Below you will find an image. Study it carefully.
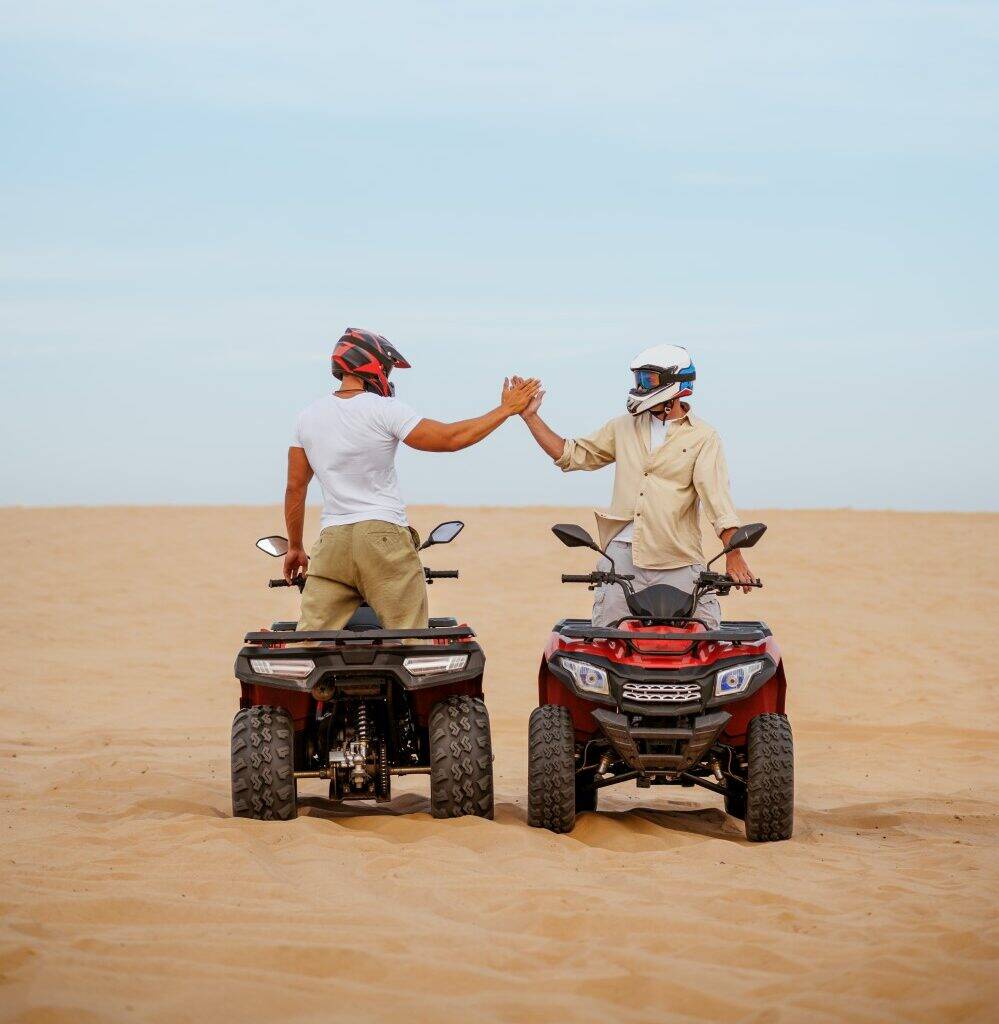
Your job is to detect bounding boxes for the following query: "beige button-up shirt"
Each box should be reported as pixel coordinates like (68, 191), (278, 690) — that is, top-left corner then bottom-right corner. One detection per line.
(555, 406), (741, 570)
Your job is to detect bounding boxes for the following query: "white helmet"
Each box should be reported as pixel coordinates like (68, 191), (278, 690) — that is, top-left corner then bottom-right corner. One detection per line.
(626, 344), (696, 416)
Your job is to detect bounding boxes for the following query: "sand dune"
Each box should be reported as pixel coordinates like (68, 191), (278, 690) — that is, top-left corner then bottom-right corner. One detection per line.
(1, 506), (996, 1022)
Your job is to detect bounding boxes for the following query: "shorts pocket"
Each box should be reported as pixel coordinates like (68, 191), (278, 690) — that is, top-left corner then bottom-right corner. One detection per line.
(362, 525), (411, 563)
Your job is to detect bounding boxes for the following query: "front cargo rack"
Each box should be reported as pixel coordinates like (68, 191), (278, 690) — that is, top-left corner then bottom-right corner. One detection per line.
(556, 620), (770, 652)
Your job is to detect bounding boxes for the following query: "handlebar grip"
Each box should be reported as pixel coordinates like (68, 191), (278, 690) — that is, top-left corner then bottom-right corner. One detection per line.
(269, 577), (306, 591)
(728, 575), (763, 587)
(710, 574), (763, 587)
(562, 574), (595, 583)
(426, 569), (459, 579)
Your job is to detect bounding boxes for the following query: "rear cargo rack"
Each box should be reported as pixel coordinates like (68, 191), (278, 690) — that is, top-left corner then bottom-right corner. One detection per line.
(244, 625), (475, 646)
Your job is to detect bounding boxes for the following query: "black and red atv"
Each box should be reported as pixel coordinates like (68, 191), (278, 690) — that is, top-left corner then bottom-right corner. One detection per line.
(231, 521), (493, 822)
(528, 522), (792, 841)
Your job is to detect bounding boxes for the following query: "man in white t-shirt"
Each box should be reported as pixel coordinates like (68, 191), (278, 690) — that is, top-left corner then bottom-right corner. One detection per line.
(285, 328), (539, 631)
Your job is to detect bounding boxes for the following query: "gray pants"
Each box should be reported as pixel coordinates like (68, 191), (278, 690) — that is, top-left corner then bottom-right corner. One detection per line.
(592, 540), (721, 629)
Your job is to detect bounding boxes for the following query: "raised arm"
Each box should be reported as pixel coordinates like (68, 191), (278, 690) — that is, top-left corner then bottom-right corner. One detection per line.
(521, 397), (566, 460)
(515, 383), (616, 471)
(404, 377), (540, 453)
(283, 445), (314, 582)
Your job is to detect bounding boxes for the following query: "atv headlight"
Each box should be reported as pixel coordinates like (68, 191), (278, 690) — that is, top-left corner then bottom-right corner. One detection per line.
(403, 654), (469, 676)
(250, 658), (315, 680)
(715, 660), (764, 697)
(562, 658), (610, 696)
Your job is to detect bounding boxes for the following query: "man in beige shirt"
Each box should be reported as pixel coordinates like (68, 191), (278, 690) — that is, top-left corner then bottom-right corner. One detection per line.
(517, 345), (754, 628)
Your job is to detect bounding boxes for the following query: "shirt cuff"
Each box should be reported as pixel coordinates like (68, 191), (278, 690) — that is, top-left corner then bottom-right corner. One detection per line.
(713, 514), (742, 537)
(554, 439), (573, 470)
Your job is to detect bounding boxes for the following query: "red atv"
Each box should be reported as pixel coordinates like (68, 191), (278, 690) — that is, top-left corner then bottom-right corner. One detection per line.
(528, 522), (792, 841)
(231, 521), (493, 822)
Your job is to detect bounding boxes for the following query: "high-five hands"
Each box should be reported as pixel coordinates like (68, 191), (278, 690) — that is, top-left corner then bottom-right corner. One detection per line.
(510, 375), (545, 417)
(501, 376), (542, 416)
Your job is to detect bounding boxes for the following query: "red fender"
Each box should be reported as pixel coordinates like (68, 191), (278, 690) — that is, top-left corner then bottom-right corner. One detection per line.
(240, 683), (313, 730)
(720, 660), (787, 746)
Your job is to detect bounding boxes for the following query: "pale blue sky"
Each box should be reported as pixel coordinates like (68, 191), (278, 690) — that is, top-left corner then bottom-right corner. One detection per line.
(2, 1), (997, 510)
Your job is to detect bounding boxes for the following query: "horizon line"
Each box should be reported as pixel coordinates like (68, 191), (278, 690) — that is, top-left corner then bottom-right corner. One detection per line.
(0, 502), (995, 516)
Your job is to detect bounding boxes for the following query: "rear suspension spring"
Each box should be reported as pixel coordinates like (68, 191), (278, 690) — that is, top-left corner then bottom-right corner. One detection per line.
(355, 703), (369, 743)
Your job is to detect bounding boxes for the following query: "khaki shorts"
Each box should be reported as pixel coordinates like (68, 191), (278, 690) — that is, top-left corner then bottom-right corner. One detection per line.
(297, 521), (428, 631)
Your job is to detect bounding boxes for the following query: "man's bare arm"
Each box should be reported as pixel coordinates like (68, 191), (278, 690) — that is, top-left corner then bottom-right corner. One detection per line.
(521, 411), (565, 461)
(283, 446), (314, 582)
(514, 382), (565, 460)
(404, 377), (540, 453)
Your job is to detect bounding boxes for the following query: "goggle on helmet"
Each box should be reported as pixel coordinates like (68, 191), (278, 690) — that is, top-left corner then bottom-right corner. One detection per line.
(632, 364), (696, 395)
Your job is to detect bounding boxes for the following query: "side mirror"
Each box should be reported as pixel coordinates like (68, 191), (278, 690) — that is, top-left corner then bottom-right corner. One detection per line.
(724, 523), (767, 552)
(256, 535), (289, 557)
(551, 523), (602, 554)
(420, 520), (464, 550)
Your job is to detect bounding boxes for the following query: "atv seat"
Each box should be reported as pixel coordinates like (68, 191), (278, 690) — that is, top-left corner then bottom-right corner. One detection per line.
(344, 604), (382, 631)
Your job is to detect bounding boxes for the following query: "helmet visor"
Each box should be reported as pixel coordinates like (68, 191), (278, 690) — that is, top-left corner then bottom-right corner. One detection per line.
(633, 365), (694, 392)
(634, 368), (668, 391)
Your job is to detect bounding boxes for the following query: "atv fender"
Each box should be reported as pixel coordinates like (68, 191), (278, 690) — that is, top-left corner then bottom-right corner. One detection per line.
(409, 676), (485, 727)
(240, 683), (313, 731)
(720, 660), (787, 746)
(537, 659), (599, 740)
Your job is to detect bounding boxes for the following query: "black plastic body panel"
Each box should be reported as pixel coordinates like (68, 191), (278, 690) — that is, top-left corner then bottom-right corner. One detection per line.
(235, 639), (484, 694)
(548, 648), (778, 717)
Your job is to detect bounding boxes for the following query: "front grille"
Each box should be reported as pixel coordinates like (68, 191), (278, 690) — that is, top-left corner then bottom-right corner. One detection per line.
(622, 681), (702, 703)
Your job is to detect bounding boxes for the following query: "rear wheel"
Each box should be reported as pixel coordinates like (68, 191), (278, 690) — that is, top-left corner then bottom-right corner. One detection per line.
(527, 705), (576, 833)
(428, 696), (494, 819)
(231, 706), (297, 821)
(744, 713), (794, 842)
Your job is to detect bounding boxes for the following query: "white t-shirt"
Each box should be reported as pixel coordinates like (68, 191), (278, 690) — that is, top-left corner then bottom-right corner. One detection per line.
(292, 392), (423, 530)
(616, 415), (670, 545)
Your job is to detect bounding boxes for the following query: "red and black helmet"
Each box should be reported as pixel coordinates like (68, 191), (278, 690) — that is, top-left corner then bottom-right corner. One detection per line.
(331, 327), (411, 397)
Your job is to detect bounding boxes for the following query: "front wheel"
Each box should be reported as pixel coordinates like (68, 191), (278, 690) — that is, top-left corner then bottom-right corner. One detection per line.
(744, 713), (794, 842)
(527, 705), (576, 833)
(231, 706), (297, 821)
(428, 696), (494, 819)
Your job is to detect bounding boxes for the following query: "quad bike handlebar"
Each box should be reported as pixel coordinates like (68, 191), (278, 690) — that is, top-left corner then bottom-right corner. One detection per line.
(268, 568), (459, 591)
(560, 569), (763, 619)
(696, 571), (763, 590)
(270, 577), (306, 591)
(425, 569), (459, 582)
(561, 572), (635, 585)
(553, 520), (766, 625)
(560, 570), (760, 589)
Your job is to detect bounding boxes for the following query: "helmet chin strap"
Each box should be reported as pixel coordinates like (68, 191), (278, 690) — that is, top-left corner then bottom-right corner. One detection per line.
(652, 398), (675, 419)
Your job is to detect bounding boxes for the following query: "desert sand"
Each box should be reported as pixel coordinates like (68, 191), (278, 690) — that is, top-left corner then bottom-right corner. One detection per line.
(1, 505), (996, 1023)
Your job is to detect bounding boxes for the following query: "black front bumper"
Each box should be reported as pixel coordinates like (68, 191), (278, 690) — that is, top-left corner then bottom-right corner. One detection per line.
(591, 708), (731, 775)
